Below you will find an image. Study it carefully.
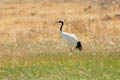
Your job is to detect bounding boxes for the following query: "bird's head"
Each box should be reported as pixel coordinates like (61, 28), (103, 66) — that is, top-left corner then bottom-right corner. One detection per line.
(56, 20), (64, 24)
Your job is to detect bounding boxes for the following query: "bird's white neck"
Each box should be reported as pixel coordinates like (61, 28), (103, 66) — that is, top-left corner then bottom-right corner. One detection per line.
(59, 30), (63, 36)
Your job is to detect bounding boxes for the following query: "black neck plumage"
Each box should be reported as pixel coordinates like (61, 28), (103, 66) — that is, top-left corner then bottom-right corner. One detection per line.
(60, 22), (64, 31)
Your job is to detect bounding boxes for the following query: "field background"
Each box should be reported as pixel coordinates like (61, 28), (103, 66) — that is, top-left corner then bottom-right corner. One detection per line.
(0, 0), (120, 80)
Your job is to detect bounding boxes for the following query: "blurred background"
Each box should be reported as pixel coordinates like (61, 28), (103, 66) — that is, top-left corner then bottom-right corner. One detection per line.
(0, 0), (120, 52)
(0, 1), (120, 80)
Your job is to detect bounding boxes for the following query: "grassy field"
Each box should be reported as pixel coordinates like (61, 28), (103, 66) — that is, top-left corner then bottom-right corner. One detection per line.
(0, 0), (120, 80)
(0, 42), (120, 80)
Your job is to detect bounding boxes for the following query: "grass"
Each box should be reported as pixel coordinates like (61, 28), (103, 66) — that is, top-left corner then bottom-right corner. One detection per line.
(0, 1), (120, 80)
(0, 42), (120, 80)
(0, 53), (120, 80)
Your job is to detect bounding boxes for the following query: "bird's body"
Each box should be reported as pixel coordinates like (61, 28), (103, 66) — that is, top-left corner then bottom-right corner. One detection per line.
(57, 20), (83, 51)
(59, 31), (78, 47)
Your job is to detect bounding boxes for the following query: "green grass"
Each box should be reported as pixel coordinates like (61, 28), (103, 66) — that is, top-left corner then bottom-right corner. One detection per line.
(0, 42), (120, 80)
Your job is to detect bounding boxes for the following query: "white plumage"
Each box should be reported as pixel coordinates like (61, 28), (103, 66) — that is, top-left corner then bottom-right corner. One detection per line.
(56, 20), (83, 51)
(59, 31), (78, 47)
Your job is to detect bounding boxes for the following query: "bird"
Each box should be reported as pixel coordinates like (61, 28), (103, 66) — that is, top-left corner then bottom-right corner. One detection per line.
(56, 20), (83, 51)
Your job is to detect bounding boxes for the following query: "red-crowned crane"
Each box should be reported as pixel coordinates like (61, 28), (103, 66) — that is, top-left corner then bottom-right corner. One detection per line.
(56, 20), (83, 51)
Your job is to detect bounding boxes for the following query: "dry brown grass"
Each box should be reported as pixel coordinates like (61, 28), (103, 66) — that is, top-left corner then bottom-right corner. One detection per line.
(0, 2), (120, 80)
(0, 2), (120, 52)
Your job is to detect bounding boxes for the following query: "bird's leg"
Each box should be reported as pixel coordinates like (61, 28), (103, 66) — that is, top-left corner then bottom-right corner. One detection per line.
(68, 48), (73, 55)
(70, 48), (72, 52)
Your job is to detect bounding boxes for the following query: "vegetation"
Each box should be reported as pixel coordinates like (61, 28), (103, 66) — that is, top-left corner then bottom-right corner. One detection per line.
(0, 0), (120, 80)
(0, 42), (120, 80)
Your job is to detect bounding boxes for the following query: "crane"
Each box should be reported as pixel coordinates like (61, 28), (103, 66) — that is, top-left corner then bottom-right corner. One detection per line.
(56, 20), (83, 51)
